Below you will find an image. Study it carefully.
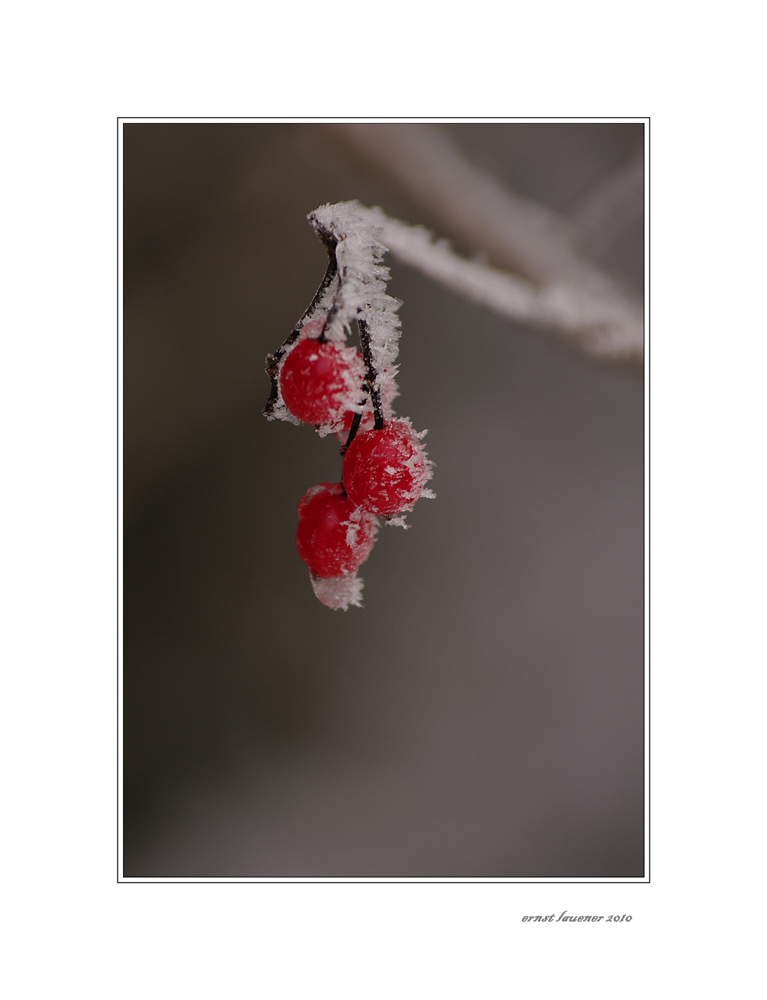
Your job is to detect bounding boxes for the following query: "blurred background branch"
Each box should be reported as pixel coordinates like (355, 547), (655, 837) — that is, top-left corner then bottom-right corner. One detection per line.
(566, 148), (645, 255)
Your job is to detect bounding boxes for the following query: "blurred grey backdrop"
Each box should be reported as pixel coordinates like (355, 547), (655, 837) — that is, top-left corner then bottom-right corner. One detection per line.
(123, 122), (644, 877)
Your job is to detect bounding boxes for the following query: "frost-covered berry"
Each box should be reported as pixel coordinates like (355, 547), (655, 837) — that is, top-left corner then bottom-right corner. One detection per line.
(296, 483), (378, 578)
(342, 418), (432, 518)
(280, 340), (365, 428)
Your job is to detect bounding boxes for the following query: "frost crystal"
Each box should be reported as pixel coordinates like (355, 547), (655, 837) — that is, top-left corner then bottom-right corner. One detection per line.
(310, 571), (365, 611)
(265, 200), (404, 428)
(308, 201), (402, 408)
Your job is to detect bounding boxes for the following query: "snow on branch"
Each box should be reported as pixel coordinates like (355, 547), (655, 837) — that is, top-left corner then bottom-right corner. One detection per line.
(359, 207), (643, 364)
(308, 202), (402, 406)
(264, 201), (404, 434)
(330, 123), (644, 366)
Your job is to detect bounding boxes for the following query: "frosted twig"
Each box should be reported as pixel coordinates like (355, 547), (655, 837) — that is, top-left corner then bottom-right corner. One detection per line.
(329, 123), (643, 365)
(308, 202), (402, 409)
(263, 201), (403, 433)
(358, 207), (643, 365)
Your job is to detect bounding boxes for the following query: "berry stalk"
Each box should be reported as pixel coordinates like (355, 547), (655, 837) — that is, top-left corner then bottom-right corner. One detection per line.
(263, 234), (338, 420)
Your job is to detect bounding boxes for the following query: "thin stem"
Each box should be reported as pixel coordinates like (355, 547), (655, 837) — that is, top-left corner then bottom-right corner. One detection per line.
(339, 314), (385, 455)
(263, 238), (338, 417)
(339, 409), (363, 456)
(357, 318), (384, 430)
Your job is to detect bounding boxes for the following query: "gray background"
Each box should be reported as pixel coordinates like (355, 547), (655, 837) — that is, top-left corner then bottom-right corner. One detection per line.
(123, 123), (644, 877)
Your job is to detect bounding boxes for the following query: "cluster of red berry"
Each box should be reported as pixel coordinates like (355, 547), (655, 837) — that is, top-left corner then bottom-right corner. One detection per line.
(275, 321), (432, 608)
(264, 203), (433, 609)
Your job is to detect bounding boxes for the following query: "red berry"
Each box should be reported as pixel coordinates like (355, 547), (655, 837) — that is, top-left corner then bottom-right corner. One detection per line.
(342, 419), (432, 518)
(280, 340), (365, 427)
(296, 483), (378, 578)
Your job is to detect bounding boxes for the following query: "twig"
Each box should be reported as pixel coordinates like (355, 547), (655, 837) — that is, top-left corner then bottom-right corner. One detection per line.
(330, 124), (643, 366)
(264, 202), (404, 427)
(358, 207), (643, 364)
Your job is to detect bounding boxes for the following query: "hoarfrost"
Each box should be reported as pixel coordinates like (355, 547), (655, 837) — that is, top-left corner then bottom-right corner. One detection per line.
(308, 201), (402, 405)
(310, 571), (365, 610)
(267, 201), (403, 428)
(385, 514), (411, 530)
(343, 507), (380, 554)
